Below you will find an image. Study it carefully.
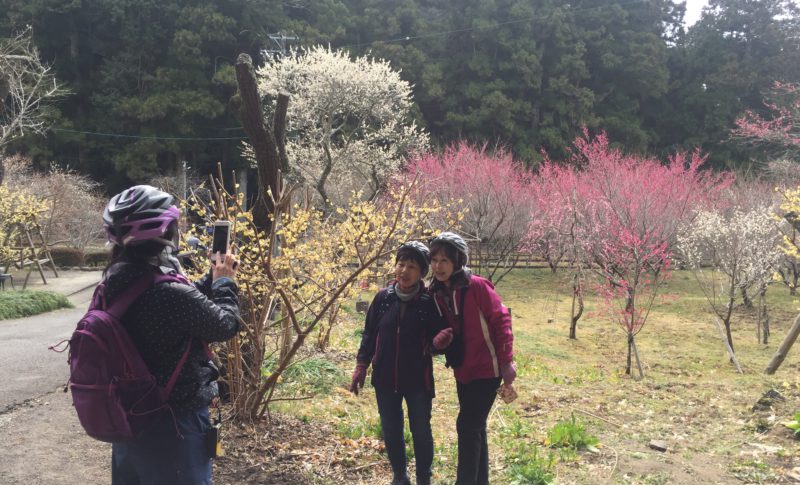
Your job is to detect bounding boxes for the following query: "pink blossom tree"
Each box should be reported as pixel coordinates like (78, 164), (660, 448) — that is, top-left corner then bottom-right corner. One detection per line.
(405, 143), (534, 283)
(567, 132), (732, 377)
(733, 81), (800, 159)
(527, 159), (587, 338)
(527, 160), (580, 273)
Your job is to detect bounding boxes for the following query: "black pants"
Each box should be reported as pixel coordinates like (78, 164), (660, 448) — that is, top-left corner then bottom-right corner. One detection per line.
(375, 387), (434, 483)
(455, 377), (501, 485)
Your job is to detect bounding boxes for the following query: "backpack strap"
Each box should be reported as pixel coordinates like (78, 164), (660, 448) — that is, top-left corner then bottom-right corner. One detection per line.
(103, 274), (157, 319)
(163, 339), (192, 398)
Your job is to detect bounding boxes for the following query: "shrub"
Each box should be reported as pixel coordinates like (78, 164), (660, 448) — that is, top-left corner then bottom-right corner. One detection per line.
(49, 246), (85, 267)
(0, 290), (74, 319)
(83, 248), (111, 267)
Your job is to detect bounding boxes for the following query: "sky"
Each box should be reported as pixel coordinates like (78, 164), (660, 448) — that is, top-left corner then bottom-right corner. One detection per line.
(682, 0), (707, 26)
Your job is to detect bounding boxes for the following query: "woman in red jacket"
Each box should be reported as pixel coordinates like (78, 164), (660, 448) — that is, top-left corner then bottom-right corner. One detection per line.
(428, 232), (516, 485)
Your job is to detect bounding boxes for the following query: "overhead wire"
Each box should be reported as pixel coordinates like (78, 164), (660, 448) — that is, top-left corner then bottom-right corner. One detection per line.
(49, 127), (247, 141)
(335, 0), (662, 50)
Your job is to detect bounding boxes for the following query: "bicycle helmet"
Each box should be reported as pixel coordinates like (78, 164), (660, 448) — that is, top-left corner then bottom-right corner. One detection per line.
(397, 241), (431, 277)
(103, 185), (180, 246)
(429, 231), (469, 268)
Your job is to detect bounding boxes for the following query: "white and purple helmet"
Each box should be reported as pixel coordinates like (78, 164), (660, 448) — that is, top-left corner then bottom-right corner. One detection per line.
(103, 185), (180, 246)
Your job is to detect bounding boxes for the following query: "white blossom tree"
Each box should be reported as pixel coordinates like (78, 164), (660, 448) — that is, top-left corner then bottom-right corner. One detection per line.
(257, 46), (428, 210)
(678, 207), (782, 354)
(0, 27), (61, 177)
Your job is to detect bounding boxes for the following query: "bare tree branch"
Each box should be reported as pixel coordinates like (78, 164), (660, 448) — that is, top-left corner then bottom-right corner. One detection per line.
(0, 27), (63, 158)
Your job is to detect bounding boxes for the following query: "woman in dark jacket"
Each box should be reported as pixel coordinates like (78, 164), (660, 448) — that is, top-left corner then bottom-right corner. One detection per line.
(349, 241), (451, 485)
(102, 185), (240, 485)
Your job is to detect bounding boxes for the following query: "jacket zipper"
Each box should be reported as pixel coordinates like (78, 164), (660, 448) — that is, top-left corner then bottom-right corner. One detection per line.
(394, 325), (400, 393)
(372, 334), (380, 366)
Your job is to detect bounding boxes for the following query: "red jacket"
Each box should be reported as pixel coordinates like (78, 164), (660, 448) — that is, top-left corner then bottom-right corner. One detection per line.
(432, 275), (513, 384)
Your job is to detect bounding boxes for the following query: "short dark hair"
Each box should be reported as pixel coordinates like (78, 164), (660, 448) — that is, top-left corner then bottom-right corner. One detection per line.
(396, 247), (428, 276)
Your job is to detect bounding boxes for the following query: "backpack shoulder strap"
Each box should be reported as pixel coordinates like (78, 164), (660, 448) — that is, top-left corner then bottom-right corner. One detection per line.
(163, 339), (192, 398)
(104, 271), (190, 320)
(104, 273), (156, 320)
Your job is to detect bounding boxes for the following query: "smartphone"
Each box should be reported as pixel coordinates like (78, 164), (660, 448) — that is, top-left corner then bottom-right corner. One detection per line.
(211, 221), (231, 255)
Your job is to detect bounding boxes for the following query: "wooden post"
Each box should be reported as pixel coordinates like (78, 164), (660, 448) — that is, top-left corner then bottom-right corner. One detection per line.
(33, 219), (58, 277)
(764, 313), (800, 374)
(631, 336), (645, 380)
(714, 317), (743, 373)
(23, 226), (47, 285)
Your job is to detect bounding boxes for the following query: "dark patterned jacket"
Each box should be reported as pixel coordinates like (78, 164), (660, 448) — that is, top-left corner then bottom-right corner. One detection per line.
(104, 259), (239, 412)
(356, 281), (447, 396)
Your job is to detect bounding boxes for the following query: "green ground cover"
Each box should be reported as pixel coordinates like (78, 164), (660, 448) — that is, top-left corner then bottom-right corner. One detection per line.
(0, 290), (74, 320)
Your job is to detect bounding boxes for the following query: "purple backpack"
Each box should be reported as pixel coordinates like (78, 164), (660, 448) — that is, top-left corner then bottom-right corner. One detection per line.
(53, 271), (192, 443)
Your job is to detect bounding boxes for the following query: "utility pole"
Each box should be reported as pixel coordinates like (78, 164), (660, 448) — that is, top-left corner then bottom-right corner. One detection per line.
(181, 160), (188, 202)
(262, 33), (298, 61)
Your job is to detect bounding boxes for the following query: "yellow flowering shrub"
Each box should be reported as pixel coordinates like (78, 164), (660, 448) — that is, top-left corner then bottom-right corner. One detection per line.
(777, 186), (800, 261)
(0, 185), (49, 264)
(185, 176), (461, 420)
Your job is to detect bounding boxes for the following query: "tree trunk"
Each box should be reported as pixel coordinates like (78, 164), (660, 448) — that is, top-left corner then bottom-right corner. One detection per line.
(724, 316), (735, 355)
(764, 312), (800, 374)
(758, 285), (769, 345)
(569, 273), (583, 340)
(714, 317), (743, 373)
(740, 286), (753, 309)
(723, 284), (737, 354)
(625, 334), (633, 375)
(234, 53), (288, 231)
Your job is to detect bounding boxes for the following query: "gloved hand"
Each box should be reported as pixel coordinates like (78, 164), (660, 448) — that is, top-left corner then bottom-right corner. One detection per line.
(349, 363), (368, 395)
(432, 328), (454, 350)
(500, 361), (517, 386)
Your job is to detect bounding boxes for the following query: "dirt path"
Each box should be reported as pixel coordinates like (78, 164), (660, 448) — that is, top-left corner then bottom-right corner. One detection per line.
(0, 388), (109, 484)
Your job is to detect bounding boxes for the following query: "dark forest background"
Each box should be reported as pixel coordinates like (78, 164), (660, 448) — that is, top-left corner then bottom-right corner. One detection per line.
(2, 0), (798, 192)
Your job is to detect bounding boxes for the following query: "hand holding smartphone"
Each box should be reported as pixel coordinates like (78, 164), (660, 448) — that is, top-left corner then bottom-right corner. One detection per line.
(211, 221), (231, 255)
(210, 221), (238, 281)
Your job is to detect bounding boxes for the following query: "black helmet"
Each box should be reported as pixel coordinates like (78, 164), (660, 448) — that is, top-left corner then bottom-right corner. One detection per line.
(429, 231), (469, 268)
(397, 241), (430, 277)
(103, 185), (180, 246)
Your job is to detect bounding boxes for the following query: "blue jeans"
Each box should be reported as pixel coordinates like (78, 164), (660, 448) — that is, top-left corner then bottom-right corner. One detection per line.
(375, 388), (434, 483)
(112, 407), (212, 485)
(455, 378), (501, 485)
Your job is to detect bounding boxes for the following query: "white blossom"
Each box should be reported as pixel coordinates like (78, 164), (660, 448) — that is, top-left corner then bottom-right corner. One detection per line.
(678, 206), (782, 296)
(257, 46), (428, 207)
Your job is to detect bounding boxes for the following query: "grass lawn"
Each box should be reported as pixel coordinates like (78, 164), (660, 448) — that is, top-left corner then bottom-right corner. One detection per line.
(219, 268), (800, 484)
(0, 289), (74, 319)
